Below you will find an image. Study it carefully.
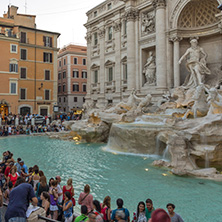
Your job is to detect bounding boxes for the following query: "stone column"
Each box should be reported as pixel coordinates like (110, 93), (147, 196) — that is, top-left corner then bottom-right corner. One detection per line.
(153, 0), (167, 88)
(85, 32), (92, 102)
(125, 8), (138, 91)
(173, 37), (182, 87)
(98, 26), (105, 96)
(114, 20), (122, 95)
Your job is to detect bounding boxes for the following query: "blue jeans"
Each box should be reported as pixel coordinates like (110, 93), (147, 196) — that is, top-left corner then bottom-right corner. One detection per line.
(8, 217), (26, 222)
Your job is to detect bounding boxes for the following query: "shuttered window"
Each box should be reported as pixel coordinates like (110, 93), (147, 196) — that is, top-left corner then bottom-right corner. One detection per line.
(20, 68), (27, 79)
(9, 64), (18, 73)
(43, 36), (52, 47)
(43, 52), (52, 63)
(20, 88), (26, 99)
(20, 49), (27, 60)
(45, 90), (50, 100)
(45, 70), (50, 80)
(21, 32), (26, 43)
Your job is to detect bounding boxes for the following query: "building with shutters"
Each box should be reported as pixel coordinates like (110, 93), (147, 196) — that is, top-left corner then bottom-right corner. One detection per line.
(0, 5), (60, 116)
(57, 44), (87, 112)
(85, 0), (222, 107)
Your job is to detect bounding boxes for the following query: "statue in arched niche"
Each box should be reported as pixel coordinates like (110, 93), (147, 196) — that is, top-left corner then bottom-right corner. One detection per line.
(143, 51), (156, 86)
(179, 39), (211, 88)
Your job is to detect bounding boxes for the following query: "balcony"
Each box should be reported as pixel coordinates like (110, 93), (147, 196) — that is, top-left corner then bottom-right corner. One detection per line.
(105, 80), (115, 93)
(91, 82), (100, 94)
(121, 79), (127, 92)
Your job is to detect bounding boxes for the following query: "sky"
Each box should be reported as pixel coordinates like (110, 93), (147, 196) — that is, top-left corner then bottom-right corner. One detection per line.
(0, 0), (105, 48)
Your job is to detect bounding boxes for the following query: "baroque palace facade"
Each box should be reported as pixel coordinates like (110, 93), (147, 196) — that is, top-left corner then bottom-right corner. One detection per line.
(0, 5), (59, 116)
(85, 0), (222, 106)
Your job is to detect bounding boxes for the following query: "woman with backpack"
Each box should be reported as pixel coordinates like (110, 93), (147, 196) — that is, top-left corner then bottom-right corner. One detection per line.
(93, 200), (103, 222)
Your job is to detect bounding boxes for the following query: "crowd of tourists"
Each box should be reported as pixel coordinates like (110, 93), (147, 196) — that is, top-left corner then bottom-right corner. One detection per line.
(0, 151), (184, 222)
(0, 114), (51, 126)
(0, 124), (66, 136)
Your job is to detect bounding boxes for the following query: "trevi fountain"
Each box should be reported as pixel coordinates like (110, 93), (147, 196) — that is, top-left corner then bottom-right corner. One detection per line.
(54, 38), (222, 180)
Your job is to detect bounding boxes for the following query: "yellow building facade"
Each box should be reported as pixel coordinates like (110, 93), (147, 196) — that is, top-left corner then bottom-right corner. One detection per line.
(0, 5), (60, 116)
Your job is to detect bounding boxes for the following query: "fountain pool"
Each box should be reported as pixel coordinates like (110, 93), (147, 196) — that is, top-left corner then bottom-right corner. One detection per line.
(0, 136), (222, 221)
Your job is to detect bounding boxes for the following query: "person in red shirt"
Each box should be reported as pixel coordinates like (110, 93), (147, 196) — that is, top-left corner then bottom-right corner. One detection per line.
(4, 162), (14, 177)
(7, 166), (18, 186)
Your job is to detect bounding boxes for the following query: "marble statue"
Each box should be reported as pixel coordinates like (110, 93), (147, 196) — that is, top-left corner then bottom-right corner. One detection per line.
(141, 12), (155, 34)
(135, 94), (152, 113)
(143, 51), (156, 86)
(15, 116), (19, 126)
(183, 84), (209, 119)
(179, 39), (211, 88)
(105, 89), (138, 114)
(207, 88), (222, 115)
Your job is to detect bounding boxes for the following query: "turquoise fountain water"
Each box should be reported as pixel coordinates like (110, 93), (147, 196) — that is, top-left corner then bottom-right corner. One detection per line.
(0, 136), (222, 221)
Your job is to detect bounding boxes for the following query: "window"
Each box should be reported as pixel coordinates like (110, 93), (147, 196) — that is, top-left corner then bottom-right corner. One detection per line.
(58, 72), (61, 80)
(10, 82), (16, 94)
(20, 49), (27, 60)
(45, 70), (50, 80)
(94, 11), (97, 17)
(83, 97), (85, 103)
(123, 64), (127, 80)
(43, 36), (52, 47)
(64, 97), (66, 102)
(94, 32), (98, 46)
(20, 88), (26, 100)
(73, 84), (79, 92)
(45, 90), (50, 100)
(63, 84), (66, 92)
(20, 32), (26, 43)
(108, 26), (113, 40)
(82, 71), (87, 78)
(11, 44), (17, 53)
(59, 97), (61, 102)
(59, 61), (61, 67)
(58, 85), (61, 93)
(74, 58), (77, 64)
(83, 58), (86, 65)
(64, 58), (66, 65)
(124, 20), (127, 35)
(108, 100), (113, 104)
(73, 70), (79, 78)
(107, 3), (112, 10)
(83, 84), (87, 92)
(20, 67), (27, 79)
(63, 71), (66, 78)
(74, 97), (78, 102)
(108, 67), (113, 82)
(94, 70), (98, 83)
(9, 64), (18, 73)
(43, 52), (52, 63)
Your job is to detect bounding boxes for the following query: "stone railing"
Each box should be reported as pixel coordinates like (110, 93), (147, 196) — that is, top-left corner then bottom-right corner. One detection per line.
(105, 80), (115, 92)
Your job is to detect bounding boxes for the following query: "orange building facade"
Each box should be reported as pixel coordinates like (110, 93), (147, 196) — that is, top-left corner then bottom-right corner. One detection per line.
(0, 5), (60, 116)
(58, 44), (87, 112)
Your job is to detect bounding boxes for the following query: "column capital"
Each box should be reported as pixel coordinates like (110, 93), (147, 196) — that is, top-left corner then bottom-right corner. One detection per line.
(124, 8), (139, 21)
(169, 36), (183, 42)
(152, 0), (166, 9)
(114, 20), (122, 32)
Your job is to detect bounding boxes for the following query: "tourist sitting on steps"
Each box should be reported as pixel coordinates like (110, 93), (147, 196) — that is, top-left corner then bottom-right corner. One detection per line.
(74, 205), (88, 222)
(5, 177), (38, 222)
(132, 201), (147, 222)
(166, 203), (184, 222)
(111, 198), (130, 222)
(145, 199), (155, 221)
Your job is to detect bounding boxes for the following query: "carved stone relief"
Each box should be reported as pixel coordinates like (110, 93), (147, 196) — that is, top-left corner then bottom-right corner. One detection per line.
(141, 11), (155, 35)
